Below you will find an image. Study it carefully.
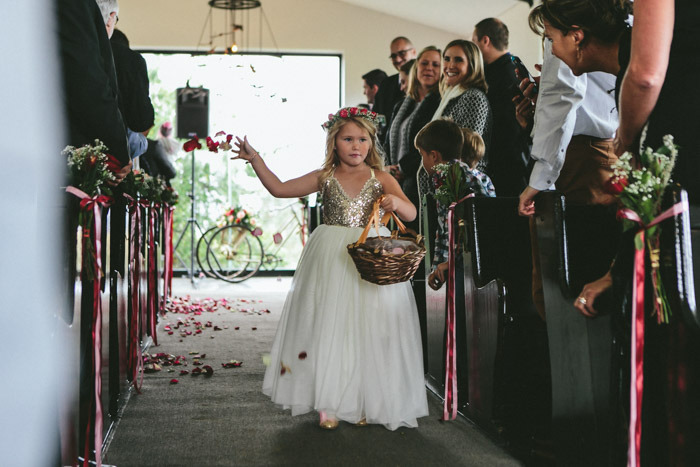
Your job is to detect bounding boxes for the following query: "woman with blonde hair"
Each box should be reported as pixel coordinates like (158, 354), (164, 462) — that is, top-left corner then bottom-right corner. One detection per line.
(385, 46), (442, 232)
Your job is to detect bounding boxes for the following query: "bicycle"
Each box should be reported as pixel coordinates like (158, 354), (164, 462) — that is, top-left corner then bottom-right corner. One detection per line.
(196, 199), (308, 283)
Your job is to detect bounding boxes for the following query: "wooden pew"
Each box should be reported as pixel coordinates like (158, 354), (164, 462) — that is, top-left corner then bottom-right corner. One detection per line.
(461, 197), (551, 459)
(63, 197), (131, 465)
(423, 194), (449, 398)
(534, 192), (620, 466)
(635, 188), (700, 465)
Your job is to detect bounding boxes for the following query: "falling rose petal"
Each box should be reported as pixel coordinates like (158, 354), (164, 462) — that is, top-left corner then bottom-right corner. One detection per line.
(234, 326), (240, 330)
(200, 354), (207, 358)
(195, 329), (202, 334)
(168, 331), (174, 335)
(203, 365), (214, 376)
(193, 360), (202, 366)
(298, 351), (307, 360)
(251, 227), (263, 237)
(164, 325), (172, 331)
(180, 370), (189, 375)
(191, 368), (202, 376)
(170, 379), (179, 384)
(205, 321), (213, 328)
(215, 130), (226, 137)
(252, 327), (257, 331)
(214, 326), (223, 331)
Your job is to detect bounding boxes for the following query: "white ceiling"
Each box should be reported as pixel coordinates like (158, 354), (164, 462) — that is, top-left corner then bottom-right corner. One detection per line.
(335, 0), (526, 36)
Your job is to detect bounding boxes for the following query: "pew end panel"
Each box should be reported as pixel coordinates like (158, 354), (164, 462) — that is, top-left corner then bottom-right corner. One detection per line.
(535, 192), (619, 466)
(462, 197), (552, 455)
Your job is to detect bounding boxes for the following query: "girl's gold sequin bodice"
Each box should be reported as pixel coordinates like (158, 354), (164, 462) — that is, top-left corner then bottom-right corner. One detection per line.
(322, 169), (384, 227)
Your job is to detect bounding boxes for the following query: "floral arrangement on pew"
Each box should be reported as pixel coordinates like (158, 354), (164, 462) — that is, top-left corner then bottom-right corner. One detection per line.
(430, 161), (476, 421)
(605, 135), (679, 324)
(605, 134), (686, 467)
(432, 163), (470, 206)
(432, 162), (471, 249)
(63, 139), (123, 467)
(64, 139), (117, 281)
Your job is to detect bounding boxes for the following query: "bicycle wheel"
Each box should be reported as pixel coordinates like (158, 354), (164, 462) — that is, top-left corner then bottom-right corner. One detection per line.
(206, 225), (264, 282)
(261, 253), (282, 271)
(195, 226), (220, 278)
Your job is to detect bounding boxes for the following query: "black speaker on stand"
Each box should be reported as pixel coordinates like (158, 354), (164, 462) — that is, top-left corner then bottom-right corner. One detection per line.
(174, 86), (209, 283)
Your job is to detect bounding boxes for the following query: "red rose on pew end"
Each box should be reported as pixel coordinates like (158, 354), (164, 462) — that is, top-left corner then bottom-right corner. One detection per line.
(604, 176), (628, 195)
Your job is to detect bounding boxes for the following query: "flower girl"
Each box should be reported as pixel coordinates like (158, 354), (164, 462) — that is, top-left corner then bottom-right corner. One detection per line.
(233, 107), (428, 430)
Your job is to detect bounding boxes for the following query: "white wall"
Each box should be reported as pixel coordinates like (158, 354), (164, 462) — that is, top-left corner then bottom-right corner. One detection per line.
(500, 1), (544, 74)
(1, 1), (71, 465)
(118, 0), (542, 107)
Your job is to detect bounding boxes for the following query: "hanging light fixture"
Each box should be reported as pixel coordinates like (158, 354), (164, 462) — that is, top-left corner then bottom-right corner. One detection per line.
(198, 0), (277, 54)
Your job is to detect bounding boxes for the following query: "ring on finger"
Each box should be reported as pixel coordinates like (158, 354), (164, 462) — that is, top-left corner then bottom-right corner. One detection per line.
(576, 296), (587, 305)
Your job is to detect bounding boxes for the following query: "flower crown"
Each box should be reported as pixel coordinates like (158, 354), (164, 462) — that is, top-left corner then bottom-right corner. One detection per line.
(321, 107), (379, 131)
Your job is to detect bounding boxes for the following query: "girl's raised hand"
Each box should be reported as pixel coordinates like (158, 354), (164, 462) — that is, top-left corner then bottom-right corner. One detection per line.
(232, 136), (258, 162)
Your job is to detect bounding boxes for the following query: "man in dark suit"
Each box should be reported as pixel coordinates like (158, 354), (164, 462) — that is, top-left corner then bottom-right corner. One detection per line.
(111, 29), (154, 133)
(473, 18), (532, 197)
(58, 0), (131, 177)
(373, 36), (416, 141)
(111, 28), (154, 158)
(362, 69), (387, 110)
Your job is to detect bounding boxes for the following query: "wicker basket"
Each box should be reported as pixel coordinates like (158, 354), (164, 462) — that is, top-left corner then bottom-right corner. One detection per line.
(347, 198), (426, 285)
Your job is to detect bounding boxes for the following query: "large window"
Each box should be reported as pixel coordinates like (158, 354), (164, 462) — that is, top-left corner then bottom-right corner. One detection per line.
(143, 52), (341, 271)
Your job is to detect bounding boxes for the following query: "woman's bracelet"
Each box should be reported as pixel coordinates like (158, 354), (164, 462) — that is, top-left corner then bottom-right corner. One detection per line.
(247, 151), (259, 164)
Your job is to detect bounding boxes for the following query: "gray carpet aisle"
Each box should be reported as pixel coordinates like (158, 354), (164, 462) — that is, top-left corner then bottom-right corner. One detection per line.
(104, 277), (521, 467)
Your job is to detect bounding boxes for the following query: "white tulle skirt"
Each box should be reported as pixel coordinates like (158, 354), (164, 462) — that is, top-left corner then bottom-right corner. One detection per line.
(262, 224), (429, 430)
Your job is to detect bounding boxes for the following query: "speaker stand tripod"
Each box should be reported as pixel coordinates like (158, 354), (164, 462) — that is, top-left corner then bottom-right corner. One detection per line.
(174, 148), (205, 285)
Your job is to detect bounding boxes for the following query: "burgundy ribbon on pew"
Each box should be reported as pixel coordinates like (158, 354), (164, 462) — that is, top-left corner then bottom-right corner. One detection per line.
(66, 186), (112, 467)
(618, 200), (687, 467)
(124, 194), (144, 393)
(162, 204), (175, 304)
(443, 193), (474, 421)
(147, 203), (159, 346)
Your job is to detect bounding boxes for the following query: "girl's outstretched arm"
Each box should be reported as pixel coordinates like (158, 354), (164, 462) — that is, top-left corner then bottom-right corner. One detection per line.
(376, 171), (417, 221)
(233, 136), (320, 198)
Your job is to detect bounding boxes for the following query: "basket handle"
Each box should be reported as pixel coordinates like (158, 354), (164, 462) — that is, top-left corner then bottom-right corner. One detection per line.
(355, 196), (407, 245)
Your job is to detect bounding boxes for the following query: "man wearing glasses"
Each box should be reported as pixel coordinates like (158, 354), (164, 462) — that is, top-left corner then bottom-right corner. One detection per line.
(374, 36), (417, 142)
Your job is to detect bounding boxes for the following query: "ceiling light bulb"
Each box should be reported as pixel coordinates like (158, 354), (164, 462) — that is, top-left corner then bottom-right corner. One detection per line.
(231, 43), (239, 53)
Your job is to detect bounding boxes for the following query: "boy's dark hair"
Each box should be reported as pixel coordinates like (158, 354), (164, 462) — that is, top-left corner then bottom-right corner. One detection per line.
(414, 119), (464, 161)
(474, 18), (509, 51)
(460, 128), (485, 169)
(362, 69), (388, 88)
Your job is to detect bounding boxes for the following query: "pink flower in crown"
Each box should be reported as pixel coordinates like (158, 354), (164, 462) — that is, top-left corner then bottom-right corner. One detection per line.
(349, 107), (358, 115)
(360, 108), (368, 115)
(339, 109), (349, 118)
(328, 113), (334, 120)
